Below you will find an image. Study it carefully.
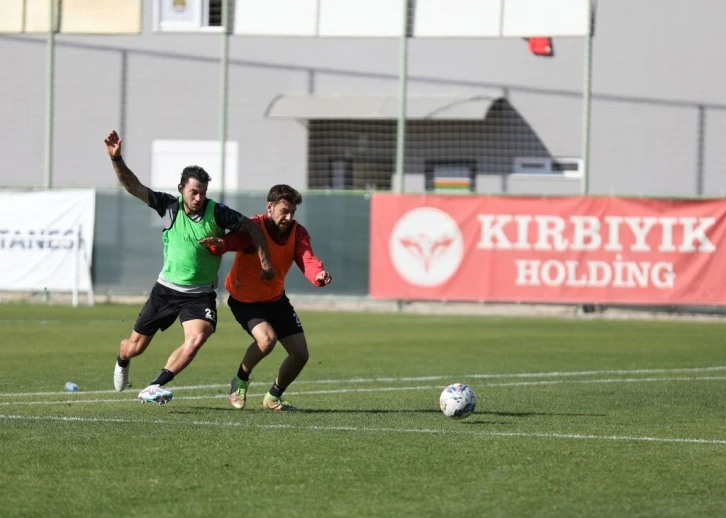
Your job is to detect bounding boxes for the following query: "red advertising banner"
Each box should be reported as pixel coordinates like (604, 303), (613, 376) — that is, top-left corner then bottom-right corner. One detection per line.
(369, 194), (726, 305)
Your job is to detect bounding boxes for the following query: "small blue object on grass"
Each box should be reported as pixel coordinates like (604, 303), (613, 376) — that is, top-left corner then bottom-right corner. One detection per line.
(64, 382), (79, 392)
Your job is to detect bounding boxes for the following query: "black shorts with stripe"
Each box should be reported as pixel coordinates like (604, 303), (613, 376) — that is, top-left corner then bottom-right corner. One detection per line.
(227, 293), (303, 340)
(133, 282), (218, 336)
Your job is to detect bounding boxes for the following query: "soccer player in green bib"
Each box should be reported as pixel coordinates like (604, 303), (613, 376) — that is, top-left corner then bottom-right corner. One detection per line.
(104, 130), (276, 405)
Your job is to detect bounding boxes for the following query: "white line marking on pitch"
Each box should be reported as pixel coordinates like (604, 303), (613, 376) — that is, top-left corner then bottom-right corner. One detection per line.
(1, 365), (724, 398)
(1, 413), (724, 446)
(0, 386), (434, 405)
(0, 320), (123, 325)
(323, 366), (726, 383)
(491, 376), (726, 387)
(1, 376), (725, 406)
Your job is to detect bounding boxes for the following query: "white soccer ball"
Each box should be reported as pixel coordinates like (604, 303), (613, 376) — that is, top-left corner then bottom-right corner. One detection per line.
(439, 383), (476, 419)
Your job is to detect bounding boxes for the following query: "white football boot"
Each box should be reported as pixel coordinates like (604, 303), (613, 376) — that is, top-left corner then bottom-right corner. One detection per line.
(113, 361), (129, 392)
(137, 384), (173, 405)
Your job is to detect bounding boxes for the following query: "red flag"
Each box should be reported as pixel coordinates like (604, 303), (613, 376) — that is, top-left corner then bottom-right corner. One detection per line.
(528, 37), (553, 57)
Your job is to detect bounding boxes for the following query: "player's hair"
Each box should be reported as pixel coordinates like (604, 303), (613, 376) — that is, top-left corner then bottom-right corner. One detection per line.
(179, 165), (211, 187)
(267, 184), (302, 205)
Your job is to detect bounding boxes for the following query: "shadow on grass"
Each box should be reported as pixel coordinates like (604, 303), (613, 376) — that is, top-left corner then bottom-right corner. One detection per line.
(183, 407), (445, 414)
(182, 407), (606, 418)
(481, 410), (607, 418)
(176, 407), (512, 425)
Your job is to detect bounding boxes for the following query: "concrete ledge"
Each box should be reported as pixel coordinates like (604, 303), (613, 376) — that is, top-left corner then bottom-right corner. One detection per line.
(2, 291), (726, 323)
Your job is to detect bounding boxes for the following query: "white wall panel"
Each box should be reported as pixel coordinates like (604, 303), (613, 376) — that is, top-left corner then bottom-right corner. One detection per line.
(414, 0), (502, 38)
(318, 0), (403, 37)
(234, 0), (318, 36)
(503, 0), (591, 37)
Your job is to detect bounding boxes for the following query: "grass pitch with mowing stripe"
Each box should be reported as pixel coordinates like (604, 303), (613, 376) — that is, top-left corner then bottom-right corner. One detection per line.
(1, 304), (725, 517)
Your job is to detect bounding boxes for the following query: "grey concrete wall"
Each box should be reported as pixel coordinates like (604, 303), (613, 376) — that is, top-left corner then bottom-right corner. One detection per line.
(0, 0), (724, 196)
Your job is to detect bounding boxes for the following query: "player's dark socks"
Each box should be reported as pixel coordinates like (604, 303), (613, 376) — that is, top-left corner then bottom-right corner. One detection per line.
(117, 356), (130, 368)
(151, 368), (174, 387)
(269, 382), (285, 398)
(237, 365), (250, 382)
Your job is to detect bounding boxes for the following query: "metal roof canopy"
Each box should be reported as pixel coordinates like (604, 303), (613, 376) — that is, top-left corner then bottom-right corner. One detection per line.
(264, 93), (505, 120)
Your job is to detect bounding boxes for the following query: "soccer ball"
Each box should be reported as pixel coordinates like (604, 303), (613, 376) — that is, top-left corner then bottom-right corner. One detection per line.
(439, 383), (476, 419)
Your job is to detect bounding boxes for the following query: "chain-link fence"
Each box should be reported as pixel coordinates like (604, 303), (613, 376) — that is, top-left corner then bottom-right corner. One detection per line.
(0, 0), (609, 197)
(4, 1), (726, 313)
(3, 1), (721, 198)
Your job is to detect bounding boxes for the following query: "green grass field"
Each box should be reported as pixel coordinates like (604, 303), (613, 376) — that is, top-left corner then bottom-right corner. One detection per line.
(1, 303), (725, 517)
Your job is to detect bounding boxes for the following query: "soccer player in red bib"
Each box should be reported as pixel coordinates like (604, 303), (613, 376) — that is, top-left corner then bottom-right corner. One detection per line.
(201, 184), (332, 410)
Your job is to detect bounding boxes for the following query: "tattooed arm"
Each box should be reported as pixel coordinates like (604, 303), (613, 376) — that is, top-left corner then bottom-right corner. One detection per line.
(239, 216), (276, 280)
(104, 130), (149, 204)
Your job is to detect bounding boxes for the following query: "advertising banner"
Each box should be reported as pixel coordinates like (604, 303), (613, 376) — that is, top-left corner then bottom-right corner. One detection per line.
(0, 190), (95, 293)
(370, 194), (726, 305)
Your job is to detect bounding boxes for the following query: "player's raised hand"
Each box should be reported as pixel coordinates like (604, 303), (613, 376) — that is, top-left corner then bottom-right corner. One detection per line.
(104, 130), (123, 159)
(315, 270), (332, 286)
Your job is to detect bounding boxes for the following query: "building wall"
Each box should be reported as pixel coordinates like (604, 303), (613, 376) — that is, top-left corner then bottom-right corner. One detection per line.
(0, 0), (724, 196)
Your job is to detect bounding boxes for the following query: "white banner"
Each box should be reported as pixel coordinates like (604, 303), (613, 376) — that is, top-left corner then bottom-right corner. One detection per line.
(0, 189), (95, 294)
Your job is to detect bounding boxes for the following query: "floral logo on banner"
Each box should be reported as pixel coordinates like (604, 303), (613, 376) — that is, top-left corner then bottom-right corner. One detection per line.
(389, 207), (464, 287)
(172, 0), (187, 12)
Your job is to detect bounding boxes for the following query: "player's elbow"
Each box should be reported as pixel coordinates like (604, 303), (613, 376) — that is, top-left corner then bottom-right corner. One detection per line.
(128, 184), (149, 204)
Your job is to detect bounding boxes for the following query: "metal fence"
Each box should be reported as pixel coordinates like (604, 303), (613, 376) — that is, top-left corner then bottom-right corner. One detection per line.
(0, 0), (610, 197)
(4, 1), (726, 314)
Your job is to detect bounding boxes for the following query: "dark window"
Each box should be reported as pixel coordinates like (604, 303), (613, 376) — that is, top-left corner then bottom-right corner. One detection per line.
(424, 160), (477, 192)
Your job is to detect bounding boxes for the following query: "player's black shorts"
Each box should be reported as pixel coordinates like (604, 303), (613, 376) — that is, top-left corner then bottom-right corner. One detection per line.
(133, 282), (218, 336)
(227, 293), (303, 340)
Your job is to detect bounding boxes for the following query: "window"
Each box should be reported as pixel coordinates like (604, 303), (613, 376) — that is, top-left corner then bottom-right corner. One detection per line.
(513, 157), (582, 178)
(425, 160), (476, 193)
(153, 0), (228, 32)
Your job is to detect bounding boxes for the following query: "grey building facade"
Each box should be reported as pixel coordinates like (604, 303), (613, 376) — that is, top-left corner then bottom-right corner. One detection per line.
(0, 0), (723, 197)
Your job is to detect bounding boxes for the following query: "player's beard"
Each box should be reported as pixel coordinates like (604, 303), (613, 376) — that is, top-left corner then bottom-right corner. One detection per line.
(275, 217), (291, 232)
(185, 199), (202, 215)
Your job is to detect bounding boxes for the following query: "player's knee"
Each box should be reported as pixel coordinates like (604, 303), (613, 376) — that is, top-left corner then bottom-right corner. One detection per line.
(293, 347), (309, 365)
(257, 334), (277, 354)
(121, 337), (144, 357)
(185, 332), (209, 352)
